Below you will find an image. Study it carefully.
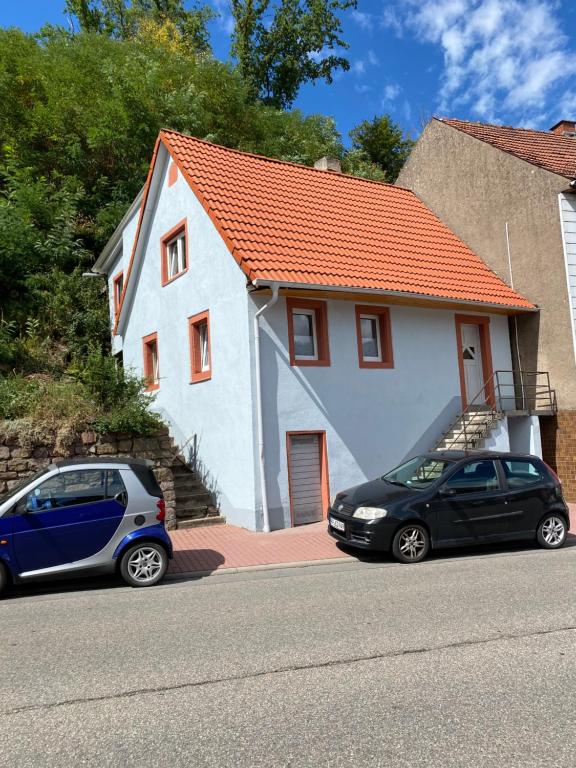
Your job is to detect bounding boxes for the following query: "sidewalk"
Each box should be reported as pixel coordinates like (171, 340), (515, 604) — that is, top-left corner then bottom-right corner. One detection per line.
(168, 503), (576, 576)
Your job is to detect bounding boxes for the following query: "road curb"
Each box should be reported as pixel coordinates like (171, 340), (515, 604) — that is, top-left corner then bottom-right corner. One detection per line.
(166, 555), (358, 580)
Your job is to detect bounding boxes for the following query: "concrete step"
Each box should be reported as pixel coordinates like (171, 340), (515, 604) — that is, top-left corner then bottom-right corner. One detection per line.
(175, 515), (226, 529)
(176, 489), (213, 502)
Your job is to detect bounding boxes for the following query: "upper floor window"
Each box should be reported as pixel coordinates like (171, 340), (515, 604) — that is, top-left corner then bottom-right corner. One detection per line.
(286, 298), (330, 367)
(161, 220), (188, 285)
(142, 332), (160, 391)
(189, 310), (211, 383)
(355, 305), (393, 368)
(113, 271), (124, 317)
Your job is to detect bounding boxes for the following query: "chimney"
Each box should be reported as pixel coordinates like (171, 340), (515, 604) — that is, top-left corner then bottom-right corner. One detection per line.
(314, 156), (342, 173)
(550, 119), (576, 137)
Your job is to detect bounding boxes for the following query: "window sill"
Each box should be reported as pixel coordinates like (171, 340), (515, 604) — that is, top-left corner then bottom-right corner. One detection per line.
(291, 357), (330, 367)
(161, 267), (188, 287)
(190, 371), (212, 384)
(359, 360), (394, 369)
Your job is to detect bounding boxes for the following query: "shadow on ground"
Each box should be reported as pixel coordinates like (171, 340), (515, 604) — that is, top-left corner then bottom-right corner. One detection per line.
(4, 548), (226, 600)
(336, 532), (576, 564)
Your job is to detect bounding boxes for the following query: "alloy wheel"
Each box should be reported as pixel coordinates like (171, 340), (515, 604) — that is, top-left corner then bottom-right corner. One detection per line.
(398, 527), (427, 561)
(127, 547), (164, 584)
(541, 516), (566, 546)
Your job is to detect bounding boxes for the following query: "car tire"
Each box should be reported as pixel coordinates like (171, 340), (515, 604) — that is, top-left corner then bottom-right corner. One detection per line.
(537, 514), (568, 550)
(119, 542), (168, 588)
(392, 524), (430, 564)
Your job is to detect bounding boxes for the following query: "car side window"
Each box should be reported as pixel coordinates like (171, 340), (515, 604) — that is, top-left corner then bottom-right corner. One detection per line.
(501, 459), (543, 489)
(17, 469), (126, 513)
(444, 460), (500, 494)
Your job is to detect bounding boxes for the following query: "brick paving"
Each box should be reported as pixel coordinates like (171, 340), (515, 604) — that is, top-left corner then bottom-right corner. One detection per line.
(168, 503), (576, 575)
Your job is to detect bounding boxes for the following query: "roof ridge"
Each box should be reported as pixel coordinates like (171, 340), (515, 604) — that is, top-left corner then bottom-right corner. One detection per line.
(436, 116), (573, 139)
(159, 128), (414, 192)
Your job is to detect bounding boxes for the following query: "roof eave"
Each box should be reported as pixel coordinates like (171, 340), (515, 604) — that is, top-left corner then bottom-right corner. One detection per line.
(93, 186), (145, 274)
(251, 279), (536, 314)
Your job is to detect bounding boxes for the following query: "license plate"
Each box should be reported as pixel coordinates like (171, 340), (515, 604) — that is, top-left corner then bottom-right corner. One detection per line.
(330, 516), (345, 532)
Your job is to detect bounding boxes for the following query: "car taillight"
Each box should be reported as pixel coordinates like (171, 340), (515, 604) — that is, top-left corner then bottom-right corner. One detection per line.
(156, 498), (166, 522)
(544, 462), (561, 486)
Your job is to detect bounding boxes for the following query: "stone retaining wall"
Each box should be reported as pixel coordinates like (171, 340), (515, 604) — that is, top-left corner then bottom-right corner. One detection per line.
(0, 426), (181, 529)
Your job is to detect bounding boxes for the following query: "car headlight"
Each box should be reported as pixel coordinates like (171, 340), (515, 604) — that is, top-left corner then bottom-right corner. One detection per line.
(352, 506), (388, 520)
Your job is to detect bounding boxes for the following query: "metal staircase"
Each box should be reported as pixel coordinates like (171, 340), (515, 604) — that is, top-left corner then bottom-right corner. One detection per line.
(435, 370), (557, 452)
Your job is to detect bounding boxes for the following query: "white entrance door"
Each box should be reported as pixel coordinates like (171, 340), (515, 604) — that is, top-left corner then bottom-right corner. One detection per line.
(288, 434), (325, 525)
(461, 323), (484, 404)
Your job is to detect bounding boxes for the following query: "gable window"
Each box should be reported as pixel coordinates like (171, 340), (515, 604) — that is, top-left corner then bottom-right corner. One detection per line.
(142, 332), (160, 391)
(286, 298), (330, 367)
(161, 220), (188, 285)
(189, 310), (211, 383)
(355, 305), (393, 368)
(113, 271), (124, 317)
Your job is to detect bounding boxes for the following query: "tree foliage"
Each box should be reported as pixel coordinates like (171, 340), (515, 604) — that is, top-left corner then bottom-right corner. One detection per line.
(231, 0), (356, 108)
(65, 0), (215, 52)
(349, 115), (415, 183)
(0, 8), (414, 434)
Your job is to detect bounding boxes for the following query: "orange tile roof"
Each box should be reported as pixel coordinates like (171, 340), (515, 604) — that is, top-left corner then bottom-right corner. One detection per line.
(440, 118), (576, 180)
(124, 129), (534, 316)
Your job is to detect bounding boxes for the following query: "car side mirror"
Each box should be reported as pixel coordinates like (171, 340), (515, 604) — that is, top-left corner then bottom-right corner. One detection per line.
(438, 486), (456, 497)
(114, 491), (128, 507)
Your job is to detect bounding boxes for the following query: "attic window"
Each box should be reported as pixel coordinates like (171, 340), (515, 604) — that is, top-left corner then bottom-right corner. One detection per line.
(161, 220), (188, 285)
(113, 271), (124, 317)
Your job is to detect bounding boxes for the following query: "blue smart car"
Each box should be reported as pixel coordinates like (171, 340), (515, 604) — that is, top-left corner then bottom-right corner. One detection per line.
(0, 457), (173, 595)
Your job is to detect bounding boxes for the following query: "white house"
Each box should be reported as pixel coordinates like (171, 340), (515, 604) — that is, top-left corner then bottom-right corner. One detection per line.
(94, 129), (540, 531)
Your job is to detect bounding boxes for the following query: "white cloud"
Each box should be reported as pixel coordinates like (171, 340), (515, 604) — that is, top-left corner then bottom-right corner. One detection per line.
(383, 83), (401, 102)
(386, 0), (576, 126)
(355, 84), (372, 94)
(352, 60), (366, 76)
(351, 10), (374, 31)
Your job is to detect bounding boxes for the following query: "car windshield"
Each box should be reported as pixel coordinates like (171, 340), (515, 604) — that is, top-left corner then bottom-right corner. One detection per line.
(382, 456), (454, 490)
(0, 468), (49, 504)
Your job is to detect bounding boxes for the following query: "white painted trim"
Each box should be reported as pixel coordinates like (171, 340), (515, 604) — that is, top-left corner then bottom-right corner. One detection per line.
(558, 193), (576, 367)
(251, 279), (536, 313)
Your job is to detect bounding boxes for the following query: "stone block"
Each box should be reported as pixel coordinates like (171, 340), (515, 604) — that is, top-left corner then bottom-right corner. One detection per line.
(10, 447), (31, 459)
(117, 440), (132, 452)
(2, 472), (18, 481)
(8, 460), (28, 473)
(32, 446), (50, 459)
(0, 446), (9, 460)
(81, 431), (97, 445)
(96, 443), (117, 455)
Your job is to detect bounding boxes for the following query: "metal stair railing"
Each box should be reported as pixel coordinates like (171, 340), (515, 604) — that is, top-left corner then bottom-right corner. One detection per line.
(441, 370), (556, 452)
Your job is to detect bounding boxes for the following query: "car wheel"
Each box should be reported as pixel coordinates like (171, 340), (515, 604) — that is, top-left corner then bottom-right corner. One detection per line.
(537, 514), (568, 549)
(392, 524), (430, 564)
(119, 542), (168, 587)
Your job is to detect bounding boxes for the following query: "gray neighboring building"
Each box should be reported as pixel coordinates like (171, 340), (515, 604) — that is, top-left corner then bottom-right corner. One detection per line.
(398, 117), (576, 498)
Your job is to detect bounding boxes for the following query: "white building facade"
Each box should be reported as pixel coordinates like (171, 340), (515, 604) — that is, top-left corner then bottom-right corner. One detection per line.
(95, 131), (537, 530)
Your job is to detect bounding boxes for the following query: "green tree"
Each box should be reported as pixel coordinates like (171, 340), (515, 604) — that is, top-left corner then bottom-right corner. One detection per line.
(231, 0), (356, 108)
(349, 115), (414, 183)
(65, 0), (215, 52)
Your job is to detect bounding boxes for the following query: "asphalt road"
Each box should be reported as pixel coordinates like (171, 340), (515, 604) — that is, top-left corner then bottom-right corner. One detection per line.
(2, 543), (576, 767)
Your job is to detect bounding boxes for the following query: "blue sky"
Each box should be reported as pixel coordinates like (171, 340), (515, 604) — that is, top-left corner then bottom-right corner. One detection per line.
(2, 0), (575, 142)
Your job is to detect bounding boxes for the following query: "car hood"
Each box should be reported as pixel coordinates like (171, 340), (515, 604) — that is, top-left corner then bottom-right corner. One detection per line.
(335, 477), (418, 509)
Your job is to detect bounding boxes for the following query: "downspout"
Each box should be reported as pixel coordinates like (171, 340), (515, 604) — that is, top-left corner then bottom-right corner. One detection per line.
(253, 283), (280, 532)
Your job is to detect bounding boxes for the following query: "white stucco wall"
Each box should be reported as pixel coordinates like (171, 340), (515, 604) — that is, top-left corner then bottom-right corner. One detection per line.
(119, 150), (258, 528)
(256, 297), (514, 529)
(508, 415), (542, 457)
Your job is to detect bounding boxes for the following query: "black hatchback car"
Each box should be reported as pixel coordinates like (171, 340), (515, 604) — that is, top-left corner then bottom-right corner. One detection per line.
(328, 451), (570, 563)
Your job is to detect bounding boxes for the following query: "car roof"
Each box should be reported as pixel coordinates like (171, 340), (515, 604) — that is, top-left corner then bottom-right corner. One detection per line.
(52, 457), (152, 469)
(429, 450), (541, 462)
